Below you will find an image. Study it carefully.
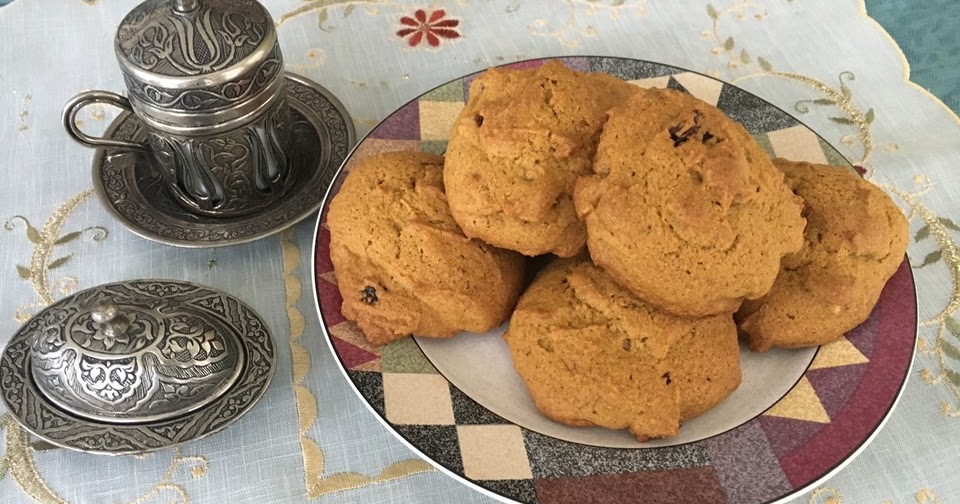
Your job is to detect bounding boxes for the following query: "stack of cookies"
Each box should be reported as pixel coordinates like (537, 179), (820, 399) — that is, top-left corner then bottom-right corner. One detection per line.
(327, 61), (908, 441)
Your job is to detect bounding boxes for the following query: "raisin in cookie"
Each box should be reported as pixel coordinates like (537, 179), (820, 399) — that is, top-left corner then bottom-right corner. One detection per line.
(504, 258), (741, 441)
(444, 60), (638, 257)
(574, 87), (806, 317)
(736, 159), (909, 351)
(327, 151), (526, 346)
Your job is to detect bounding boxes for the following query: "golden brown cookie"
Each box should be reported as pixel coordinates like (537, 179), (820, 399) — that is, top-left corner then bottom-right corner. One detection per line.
(574, 87), (806, 317)
(504, 258), (741, 441)
(327, 151), (526, 346)
(735, 159), (909, 351)
(444, 61), (638, 257)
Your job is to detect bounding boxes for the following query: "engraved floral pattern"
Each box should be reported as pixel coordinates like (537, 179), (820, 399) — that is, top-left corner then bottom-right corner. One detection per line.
(78, 356), (139, 402)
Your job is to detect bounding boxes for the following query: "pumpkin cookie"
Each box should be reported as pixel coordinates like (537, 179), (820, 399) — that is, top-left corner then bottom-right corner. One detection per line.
(574, 87), (806, 317)
(504, 258), (741, 441)
(327, 151), (526, 346)
(736, 159), (909, 351)
(444, 60), (638, 257)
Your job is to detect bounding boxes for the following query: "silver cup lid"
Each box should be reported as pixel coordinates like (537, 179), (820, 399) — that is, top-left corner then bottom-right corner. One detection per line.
(115, 0), (284, 122)
(25, 280), (246, 424)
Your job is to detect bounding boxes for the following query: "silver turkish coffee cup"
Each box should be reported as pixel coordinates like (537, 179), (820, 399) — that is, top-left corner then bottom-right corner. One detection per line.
(63, 0), (291, 218)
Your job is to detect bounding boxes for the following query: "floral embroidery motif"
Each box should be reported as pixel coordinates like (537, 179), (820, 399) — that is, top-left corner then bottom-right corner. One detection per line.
(281, 229), (432, 498)
(396, 9), (460, 47)
(5, 190), (107, 323)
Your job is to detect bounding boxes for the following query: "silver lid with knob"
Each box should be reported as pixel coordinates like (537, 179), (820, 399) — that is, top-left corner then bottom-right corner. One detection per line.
(0, 280), (276, 454)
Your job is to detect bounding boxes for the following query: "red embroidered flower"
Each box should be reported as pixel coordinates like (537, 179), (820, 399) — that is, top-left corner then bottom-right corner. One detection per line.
(397, 9), (461, 47)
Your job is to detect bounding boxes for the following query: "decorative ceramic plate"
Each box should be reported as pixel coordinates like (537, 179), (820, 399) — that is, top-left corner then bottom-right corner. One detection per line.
(312, 57), (917, 504)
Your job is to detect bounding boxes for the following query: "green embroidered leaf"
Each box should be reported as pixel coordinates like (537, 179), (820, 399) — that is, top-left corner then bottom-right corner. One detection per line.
(943, 339), (960, 361)
(840, 81), (852, 100)
(47, 254), (72, 270)
(915, 225), (931, 242)
(740, 48), (751, 64)
(915, 250), (942, 269)
(343, 5), (355, 17)
(318, 8), (329, 30)
(865, 108), (875, 124)
(16, 265), (31, 279)
(813, 98), (836, 105)
(723, 36), (735, 51)
(829, 116), (855, 125)
(26, 226), (41, 244)
(85, 226), (108, 242)
(707, 3), (718, 19)
(939, 217), (960, 232)
(54, 231), (81, 245)
(946, 368), (960, 389)
(0, 456), (7, 481)
(947, 316), (960, 337)
(30, 440), (59, 451)
(758, 57), (773, 71)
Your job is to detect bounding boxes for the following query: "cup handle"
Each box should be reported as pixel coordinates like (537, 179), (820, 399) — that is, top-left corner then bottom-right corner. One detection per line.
(62, 91), (149, 151)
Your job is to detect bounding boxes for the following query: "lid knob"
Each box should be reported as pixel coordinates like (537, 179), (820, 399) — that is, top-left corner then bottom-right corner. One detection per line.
(172, 0), (200, 13)
(89, 298), (130, 339)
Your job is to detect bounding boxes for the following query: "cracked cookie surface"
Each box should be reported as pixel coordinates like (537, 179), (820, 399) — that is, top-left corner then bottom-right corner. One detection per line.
(503, 257), (741, 441)
(444, 60), (638, 257)
(327, 151), (526, 346)
(736, 159), (909, 351)
(574, 87), (806, 317)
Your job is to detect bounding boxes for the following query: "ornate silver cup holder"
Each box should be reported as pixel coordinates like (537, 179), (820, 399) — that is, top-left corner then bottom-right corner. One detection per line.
(92, 73), (355, 248)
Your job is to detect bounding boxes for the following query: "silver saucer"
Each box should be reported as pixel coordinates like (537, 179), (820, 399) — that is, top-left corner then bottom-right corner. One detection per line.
(0, 280), (276, 455)
(93, 73), (355, 248)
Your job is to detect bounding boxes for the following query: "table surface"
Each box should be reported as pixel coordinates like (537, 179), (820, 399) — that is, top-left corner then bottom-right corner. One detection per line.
(1, 1), (958, 503)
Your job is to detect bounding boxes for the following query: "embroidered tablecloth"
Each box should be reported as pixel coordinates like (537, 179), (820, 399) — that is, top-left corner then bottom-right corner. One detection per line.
(0, 1), (957, 503)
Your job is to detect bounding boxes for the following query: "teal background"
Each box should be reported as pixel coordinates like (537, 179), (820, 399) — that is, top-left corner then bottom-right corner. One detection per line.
(864, 0), (960, 114)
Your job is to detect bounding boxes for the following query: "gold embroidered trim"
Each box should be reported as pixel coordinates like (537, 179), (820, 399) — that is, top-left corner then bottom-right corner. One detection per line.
(883, 180), (960, 415)
(282, 228), (326, 496)
(280, 229), (433, 498)
(5, 189), (107, 322)
(732, 70), (876, 163)
(0, 414), (66, 504)
(704, 3), (878, 163)
(314, 459), (435, 496)
(125, 450), (209, 504)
